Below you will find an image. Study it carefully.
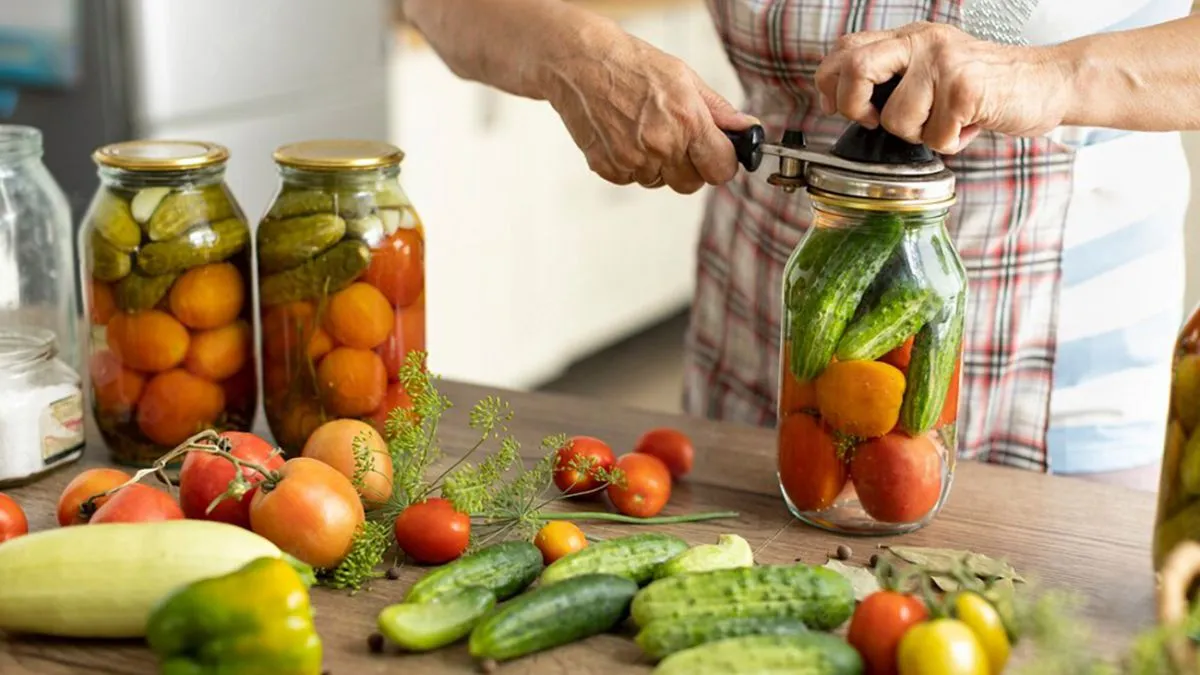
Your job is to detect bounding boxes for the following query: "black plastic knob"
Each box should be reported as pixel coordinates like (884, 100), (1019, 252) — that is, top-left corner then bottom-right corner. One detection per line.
(724, 125), (765, 171)
(830, 75), (935, 166)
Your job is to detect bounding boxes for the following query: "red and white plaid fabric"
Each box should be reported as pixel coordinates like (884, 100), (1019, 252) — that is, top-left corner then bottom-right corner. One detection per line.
(683, 0), (1077, 471)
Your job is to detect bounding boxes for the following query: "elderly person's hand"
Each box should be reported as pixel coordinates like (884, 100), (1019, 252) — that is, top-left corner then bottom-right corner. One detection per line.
(543, 33), (758, 193)
(814, 22), (1071, 154)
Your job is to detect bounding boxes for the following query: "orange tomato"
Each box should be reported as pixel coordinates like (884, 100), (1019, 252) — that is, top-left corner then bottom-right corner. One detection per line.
(777, 413), (847, 512)
(632, 428), (694, 480)
(107, 310), (191, 373)
(249, 457), (365, 569)
(364, 228), (424, 308)
(90, 484), (185, 524)
(393, 497), (470, 565)
(378, 300), (426, 382)
(89, 280), (117, 325)
(554, 436), (616, 495)
(261, 301), (319, 361)
(324, 282), (394, 350)
(534, 521), (588, 564)
(185, 320), (251, 382)
(56, 467), (131, 526)
(0, 493), (29, 543)
(168, 262), (245, 330)
(316, 347), (387, 417)
(937, 356), (963, 429)
(880, 336), (915, 372)
(850, 432), (943, 523)
(607, 453), (672, 518)
(368, 381), (414, 434)
(302, 419), (394, 507)
(136, 369), (226, 447)
(89, 350), (145, 416)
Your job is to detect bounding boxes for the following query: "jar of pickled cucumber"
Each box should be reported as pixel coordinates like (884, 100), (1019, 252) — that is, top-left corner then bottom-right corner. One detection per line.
(1153, 310), (1200, 569)
(258, 140), (425, 454)
(81, 141), (257, 466)
(777, 166), (964, 535)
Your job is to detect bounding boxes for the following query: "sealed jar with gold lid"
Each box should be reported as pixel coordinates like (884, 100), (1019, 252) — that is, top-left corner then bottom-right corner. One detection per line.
(257, 139), (425, 453)
(80, 140), (256, 466)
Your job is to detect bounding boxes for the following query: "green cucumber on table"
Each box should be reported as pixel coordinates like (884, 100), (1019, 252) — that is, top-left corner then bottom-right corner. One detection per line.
(636, 615), (810, 660)
(404, 541), (542, 604)
(630, 563), (855, 631)
(899, 294), (966, 435)
(653, 634), (864, 675)
(540, 532), (688, 586)
(377, 586), (496, 652)
(468, 573), (638, 663)
(786, 213), (905, 381)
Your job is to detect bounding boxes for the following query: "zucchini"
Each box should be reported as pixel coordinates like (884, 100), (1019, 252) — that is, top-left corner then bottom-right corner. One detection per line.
(653, 634), (864, 675)
(377, 586), (496, 652)
(468, 573), (637, 662)
(898, 294), (965, 435)
(835, 283), (935, 362)
(405, 541), (542, 604)
(540, 532), (688, 586)
(636, 615), (809, 660)
(631, 563), (854, 631)
(787, 213), (904, 380)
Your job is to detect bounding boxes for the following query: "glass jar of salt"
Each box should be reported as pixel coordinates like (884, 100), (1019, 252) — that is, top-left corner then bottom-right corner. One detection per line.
(0, 328), (84, 487)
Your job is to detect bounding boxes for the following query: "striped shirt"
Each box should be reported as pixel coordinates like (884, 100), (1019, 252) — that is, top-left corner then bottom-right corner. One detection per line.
(682, 0), (1192, 473)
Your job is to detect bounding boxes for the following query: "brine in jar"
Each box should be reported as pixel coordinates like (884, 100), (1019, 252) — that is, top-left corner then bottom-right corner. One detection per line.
(81, 141), (257, 466)
(258, 140), (425, 454)
(777, 170), (964, 535)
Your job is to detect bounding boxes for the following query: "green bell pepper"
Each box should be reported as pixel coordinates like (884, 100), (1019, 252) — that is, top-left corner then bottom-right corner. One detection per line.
(146, 556), (323, 675)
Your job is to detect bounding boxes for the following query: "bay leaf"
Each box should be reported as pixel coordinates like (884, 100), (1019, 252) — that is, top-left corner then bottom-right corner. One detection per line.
(882, 545), (1024, 583)
(823, 558), (880, 601)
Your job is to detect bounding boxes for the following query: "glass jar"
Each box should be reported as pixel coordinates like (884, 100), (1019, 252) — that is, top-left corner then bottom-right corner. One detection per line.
(258, 140), (425, 454)
(777, 166), (964, 535)
(80, 141), (257, 466)
(0, 328), (84, 487)
(1153, 310), (1200, 569)
(0, 126), (78, 370)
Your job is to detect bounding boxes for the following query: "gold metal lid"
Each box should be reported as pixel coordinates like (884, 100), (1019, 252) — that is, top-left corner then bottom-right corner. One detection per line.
(93, 140), (230, 171)
(272, 139), (405, 171)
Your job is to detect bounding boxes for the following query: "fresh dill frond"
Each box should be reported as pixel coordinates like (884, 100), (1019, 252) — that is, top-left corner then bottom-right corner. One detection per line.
(443, 435), (520, 517)
(321, 519), (392, 592)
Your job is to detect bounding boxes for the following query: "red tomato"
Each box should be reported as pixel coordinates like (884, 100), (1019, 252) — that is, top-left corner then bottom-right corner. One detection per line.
(534, 521), (588, 564)
(633, 428), (694, 480)
(393, 498), (470, 565)
(90, 484), (185, 524)
(250, 457), (365, 569)
(377, 300), (426, 383)
(778, 413), (847, 512)
(937, 356), (963, 428)
(363, 228), (424, 308)
(607, 453), (672, 518)
(178, 431), (284, 528)
(56, 467), (131, 526)
(847, 590), (930, 675)
(851, 432), (943, 523)
(0, 493), (28, 543)
(554, 436), (617, 495)
(880, 336), (915, 372)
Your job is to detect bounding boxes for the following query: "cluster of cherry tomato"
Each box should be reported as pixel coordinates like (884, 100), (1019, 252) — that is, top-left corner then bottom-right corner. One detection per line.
(847, 587), (1010, 675)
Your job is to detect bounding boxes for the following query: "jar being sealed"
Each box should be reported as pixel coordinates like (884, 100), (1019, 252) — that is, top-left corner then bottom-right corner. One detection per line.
(776, 167), (965, 535)
(0, 328), (84, 487)
(81, 141), (257, 466)
(258, 140), (425, 453)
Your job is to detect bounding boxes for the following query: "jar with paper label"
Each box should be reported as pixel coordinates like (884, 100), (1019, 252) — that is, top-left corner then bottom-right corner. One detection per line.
(0, 328), (84, 487)
(258, 140), (425, 454)
(80, 141), (257, 466)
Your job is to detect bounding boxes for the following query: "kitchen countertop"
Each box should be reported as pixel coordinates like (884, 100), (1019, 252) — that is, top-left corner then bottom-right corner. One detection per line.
(0, 379), (1160, 673)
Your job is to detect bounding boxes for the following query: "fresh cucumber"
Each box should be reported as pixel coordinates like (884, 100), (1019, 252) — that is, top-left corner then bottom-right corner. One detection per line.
(653, 634), (864, 675)
(377, 586), (496, 652)
(540, 532), (688, 586)
(404, 541), (542, 604)
(787, 213), (905, 380)
(784, 227), (848, 311)
(835, 283), (934, 362)
(898, 294), (965, 435)
(630, 563), (854, 631)
(636, 615), (810, 660)
(468, 573), (637, 662)
(655, 534), (753, 579)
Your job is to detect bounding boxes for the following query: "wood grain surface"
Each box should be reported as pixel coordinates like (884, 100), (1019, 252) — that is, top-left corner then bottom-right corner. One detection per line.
(1, 380), (1159, 673)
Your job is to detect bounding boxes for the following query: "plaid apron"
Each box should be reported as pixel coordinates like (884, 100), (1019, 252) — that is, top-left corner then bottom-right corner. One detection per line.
(683, 0), (1078, 471)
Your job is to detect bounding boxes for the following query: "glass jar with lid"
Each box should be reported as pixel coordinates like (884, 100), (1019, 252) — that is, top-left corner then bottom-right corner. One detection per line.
(257, 139), (425, 454)
(0, 328), (84, 487)
(0, 126), (77, 370)
(80, 140), (257, 466)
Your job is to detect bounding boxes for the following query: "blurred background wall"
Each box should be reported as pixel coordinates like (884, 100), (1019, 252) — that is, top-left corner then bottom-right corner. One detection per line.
(1, 0), (1197, 416)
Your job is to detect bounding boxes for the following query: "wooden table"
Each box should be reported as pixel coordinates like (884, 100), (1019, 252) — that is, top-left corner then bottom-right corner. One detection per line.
(1, 381), (1159, 673)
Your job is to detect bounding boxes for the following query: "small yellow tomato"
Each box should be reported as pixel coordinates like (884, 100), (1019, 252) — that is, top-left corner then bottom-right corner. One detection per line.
(534, 521), (588, 564)
(897, 618), (990, 675)
(954, 592), (1011, 673)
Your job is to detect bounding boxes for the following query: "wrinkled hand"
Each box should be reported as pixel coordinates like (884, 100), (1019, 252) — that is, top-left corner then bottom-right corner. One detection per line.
(814, 22), (1071, 154)
(545, 32), (757, 193)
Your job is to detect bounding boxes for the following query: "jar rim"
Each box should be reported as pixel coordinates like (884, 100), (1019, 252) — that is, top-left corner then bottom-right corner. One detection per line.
(805, 164), (955, 203)
(0, 125), (43, 162)
(273, 139), (405, 171)
(0, 328), (55, 371)
(93, 140), (230, 171)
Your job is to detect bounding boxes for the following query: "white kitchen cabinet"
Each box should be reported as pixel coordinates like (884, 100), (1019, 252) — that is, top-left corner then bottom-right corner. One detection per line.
(390, 2), (741, 390)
